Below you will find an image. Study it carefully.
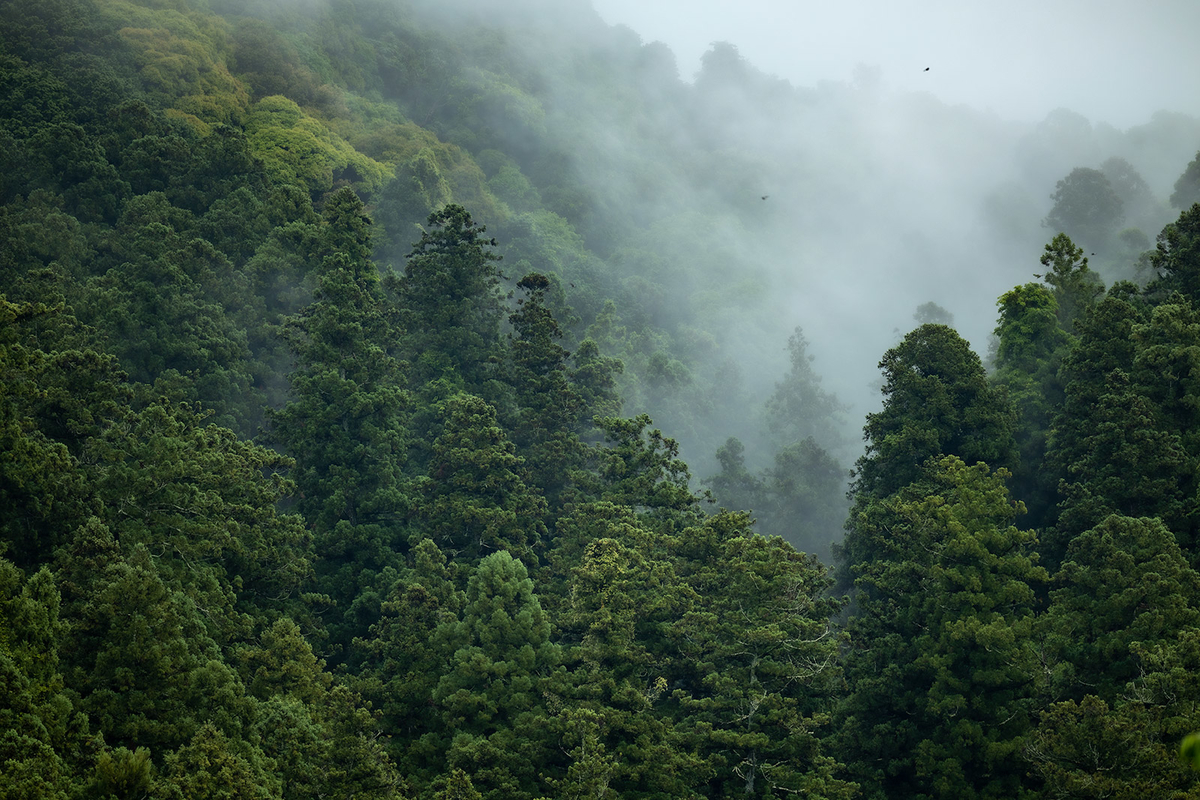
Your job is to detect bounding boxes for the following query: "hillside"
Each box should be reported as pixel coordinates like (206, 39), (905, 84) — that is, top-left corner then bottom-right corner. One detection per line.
(5, 0), (1200, 797)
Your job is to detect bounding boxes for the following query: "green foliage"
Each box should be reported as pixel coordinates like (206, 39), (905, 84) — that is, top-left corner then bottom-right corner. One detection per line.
(270, 187), (409, 650)
(1171, 150), (1200, 209)
(393, 204), (506, 394)
(763, 326), (846, 452)
(0, 561), (80, 800)
(1147, 203), (1200, 303)
(1041, 515), (1200, 699)
(11, 2), (1200, 797)
(415, 392), (546, 564)
(1044, 167), (1125, 250)
(245, 95), (388, 196)
(838, 457), (1046, 800)
(991, 282), (1070, 526)
(156, 722), (279, 800)
(852, 324), (1016, 501)
(576, 414), (700, 519)
(1038, 232), (1105, 333)
(1029, 695), (1196, 800)
(669, 512), (853, 798)
(503, 272), (586, 507)
(428, 551), (560, 800)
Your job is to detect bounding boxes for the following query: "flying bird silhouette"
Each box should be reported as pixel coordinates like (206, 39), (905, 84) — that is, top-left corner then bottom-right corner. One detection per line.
(761, 195), (769, 200)
(924, 67), (930, 72)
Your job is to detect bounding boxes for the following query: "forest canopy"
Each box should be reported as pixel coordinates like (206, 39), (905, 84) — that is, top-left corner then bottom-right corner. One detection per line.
(3, 0), (1200, 797)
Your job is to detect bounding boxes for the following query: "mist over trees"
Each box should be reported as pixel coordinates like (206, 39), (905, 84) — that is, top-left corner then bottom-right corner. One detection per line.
(4, 0), (1200, 796)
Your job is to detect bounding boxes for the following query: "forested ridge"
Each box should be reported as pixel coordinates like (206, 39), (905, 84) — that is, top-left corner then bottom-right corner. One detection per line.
(5, 0), (1200, 797)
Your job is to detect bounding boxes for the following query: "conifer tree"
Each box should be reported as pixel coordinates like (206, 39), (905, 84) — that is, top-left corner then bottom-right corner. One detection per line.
(504, 272), (585, 508)
(558, 518), (702, 798)
(427, 551), (561, 800)
(991, 282), (1070, 527)
(669, 512), (853, 798)
(270, 187), (409, 651)
(415, 392), (546, 565)
(1037, 233), (1104, 334)
(0, 561), (80, 800)
(851, 324), (1016, 504)
(763, 325), (845, 453)
(838, 458), (1045, 800)
(393, 204), (506, 394)
(1029, 515), (1200, 796)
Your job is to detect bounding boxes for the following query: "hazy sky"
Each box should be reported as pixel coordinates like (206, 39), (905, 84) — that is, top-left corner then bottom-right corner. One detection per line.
(590, 0), (1200, 128)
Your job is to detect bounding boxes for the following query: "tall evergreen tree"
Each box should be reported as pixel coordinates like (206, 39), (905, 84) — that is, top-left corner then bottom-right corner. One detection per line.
(991, 282), (1070, 527)
(427, 551), (561, 800)
(763, 325), (846, 454)
(850, 324), (1016, 503)
(415, 392), (546, 565)
(837, 458), (1045, 800)
(393, 204), (507, 395)
(1148, 202), (1200, 303)
(270, 186), (409, 653)
(1036, 233), (1104, 335)
(669, 512), (854, 799)
(504, 272), (585, 509)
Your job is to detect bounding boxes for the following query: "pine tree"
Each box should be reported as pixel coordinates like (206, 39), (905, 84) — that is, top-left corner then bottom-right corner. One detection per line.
(393, 204), (506, 395)
(838, 458), (1045, 800)
(504, 272), (585, 508)
(270, 187), (409, 652)
(415, 392), (546, 565)
(669, 512), (853, 798)
(851, 324), (1016, 503)
(991, 282), (1070, 527)
(428, 551), (561, 800)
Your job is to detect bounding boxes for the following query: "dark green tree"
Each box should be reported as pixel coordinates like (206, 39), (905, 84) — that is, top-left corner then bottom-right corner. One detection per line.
(850, 324), (1016, 503)
(504, 272), (585, 508)
(243, 619), (406, 799)
(838, 458), (1046, 800)
(669, 512), (854, 798)
(0, 561), (82, 800)
(1170, 150), (1200, 209)
(763, 326), (845, 453)
(1044, 286), (1150, 562)
(355, 538), (464, 779)
(1147, 204), (1200, 303)
(568, 337), (624, 432)
(1029, 516), (1200, 797)
(1037, 233), (1104, 334)
(575, 414), (701, 522)
(415, 391), (546, 565)
(393, 204), (506, 394)
(270, 187), (409, 652)
(64, 545), (250, 757)
(1041, 515), (1200, 699)
(758, 438), (847, 560)
(427, 551), (561, 800)
(991, 282), (1071, 527)
(557, 515), (702, 798)
(705, 437), (766, 516)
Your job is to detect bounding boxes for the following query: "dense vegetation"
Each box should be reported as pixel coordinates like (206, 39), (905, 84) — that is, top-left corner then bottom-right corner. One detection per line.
(4, 0), (1200, 797)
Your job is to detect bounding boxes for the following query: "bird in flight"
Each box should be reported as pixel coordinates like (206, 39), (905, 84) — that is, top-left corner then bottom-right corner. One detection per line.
(924, 67), (930, 72)
(761, 195), (769, 200)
